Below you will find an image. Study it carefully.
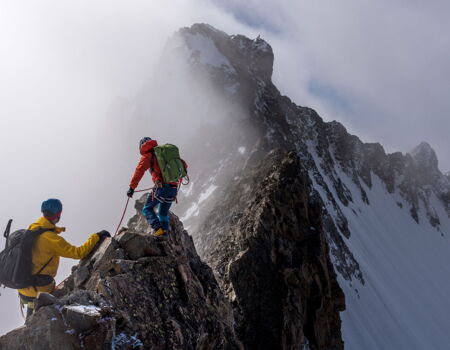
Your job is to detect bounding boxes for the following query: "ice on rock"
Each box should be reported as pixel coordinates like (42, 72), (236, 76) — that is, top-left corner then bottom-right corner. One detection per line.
(184, 33), (236, 74)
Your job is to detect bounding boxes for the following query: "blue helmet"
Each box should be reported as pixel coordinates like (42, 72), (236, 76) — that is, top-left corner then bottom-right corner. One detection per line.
(139, 137), (152, 150)
(41, 198), (63, 217)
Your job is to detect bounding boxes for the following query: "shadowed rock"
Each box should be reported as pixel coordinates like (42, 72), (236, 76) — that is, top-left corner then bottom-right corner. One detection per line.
(202, 150), (346, 350)
(0, 200), (242, 350)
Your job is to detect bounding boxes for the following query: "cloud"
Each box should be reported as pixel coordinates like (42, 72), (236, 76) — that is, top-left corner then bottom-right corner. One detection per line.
(0, 0), (448, 336)
(214, 0), (450, 170)
(0, 0), (245, 334)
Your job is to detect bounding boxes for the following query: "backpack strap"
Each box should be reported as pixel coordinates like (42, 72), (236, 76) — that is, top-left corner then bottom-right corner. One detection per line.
(3, 219), (12, 250)
(32, 227), (55, 283)
(150, 149), (157, 174)
(36, 257), (53, 275)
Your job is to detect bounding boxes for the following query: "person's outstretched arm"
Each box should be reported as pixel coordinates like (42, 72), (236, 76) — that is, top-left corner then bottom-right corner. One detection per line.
(47, 233), (101, 260)
(130, 155), (151, 190)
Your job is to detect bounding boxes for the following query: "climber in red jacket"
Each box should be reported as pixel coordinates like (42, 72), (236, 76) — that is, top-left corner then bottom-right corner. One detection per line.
(127, 137), (187, 237)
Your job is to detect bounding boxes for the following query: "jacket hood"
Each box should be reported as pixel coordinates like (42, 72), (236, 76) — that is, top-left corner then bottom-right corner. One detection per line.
(140, 139), (158, 155)
(29, 216), (64, 234)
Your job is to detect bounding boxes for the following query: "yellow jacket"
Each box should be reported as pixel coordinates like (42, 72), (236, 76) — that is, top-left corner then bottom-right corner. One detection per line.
(18, 216), (100, 298)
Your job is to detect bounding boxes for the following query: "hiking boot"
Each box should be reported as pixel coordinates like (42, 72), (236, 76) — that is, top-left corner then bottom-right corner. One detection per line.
(153, 228), (167, 237)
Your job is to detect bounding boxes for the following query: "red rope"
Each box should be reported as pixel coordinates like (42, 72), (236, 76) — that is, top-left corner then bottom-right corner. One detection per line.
(114, 197), (130, 237)
(113, 187), (153, 236)
(54, 188), (154, 291)
(135, 187), (153, 193)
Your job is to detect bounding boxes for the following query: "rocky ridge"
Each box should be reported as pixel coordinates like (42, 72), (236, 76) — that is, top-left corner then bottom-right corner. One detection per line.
(0, 199), (242, 350)
(203, 150), (345, 350)
(163, 24), (450, 284)
(0, 151), (345, 349)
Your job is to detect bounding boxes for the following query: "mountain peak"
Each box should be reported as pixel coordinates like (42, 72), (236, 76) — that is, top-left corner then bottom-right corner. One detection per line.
(409, 141), (439, 170)
(175, 23), (274, 82)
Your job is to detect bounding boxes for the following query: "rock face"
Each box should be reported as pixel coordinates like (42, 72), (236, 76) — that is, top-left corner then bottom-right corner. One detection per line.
(0, 152), (345, 350)
(203, 150), (345, 350)
(0, 199), (242, 350)
(156, 23), (449, 284)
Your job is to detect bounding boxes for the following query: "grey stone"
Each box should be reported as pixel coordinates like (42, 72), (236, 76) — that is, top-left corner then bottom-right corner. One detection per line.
(73, 265), (90, 287)
(63, 304), (102, 332)
(116, 230), (162, 260)
(34, 292), (61, 311)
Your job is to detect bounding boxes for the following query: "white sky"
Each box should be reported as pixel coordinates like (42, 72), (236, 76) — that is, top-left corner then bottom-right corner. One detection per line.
(0, 0), (448, 335)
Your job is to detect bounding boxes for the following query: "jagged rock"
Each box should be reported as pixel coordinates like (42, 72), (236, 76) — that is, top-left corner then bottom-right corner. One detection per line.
(0, 200), (242, 350)
(161, 24), (449, 284)
(116, 230), (162, 259)
(202, 150), (345, 350)
(63, 304), (103, 332)
(34, 292), (61, 311)
(0, 306), (80, 350)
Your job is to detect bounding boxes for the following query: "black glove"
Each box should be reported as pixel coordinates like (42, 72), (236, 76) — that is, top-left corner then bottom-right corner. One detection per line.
(96, 230), (111, 240)
(127, 187), (135, 198)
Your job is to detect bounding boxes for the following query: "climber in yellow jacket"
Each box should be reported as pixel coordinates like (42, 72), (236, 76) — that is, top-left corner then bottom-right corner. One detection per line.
(18, 198), (110, 317)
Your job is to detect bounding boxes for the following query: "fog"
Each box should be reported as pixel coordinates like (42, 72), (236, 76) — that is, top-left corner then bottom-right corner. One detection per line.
(216, 0), (450, 170)
(1, 0), (449, 336)
(0, 0), (250, 334)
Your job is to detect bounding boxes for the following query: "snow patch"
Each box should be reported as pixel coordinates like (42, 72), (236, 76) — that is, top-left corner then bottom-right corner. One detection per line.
(225, 82), (240, 94)
(185, 33), (236, 74)
(183, 181), (194, 197)
(181, 202), (200, 222)
(65, 304), (101, 317)
(253, 38), (270, 52)
(199, 184), (218, 204)
(112, 332), (143, 349)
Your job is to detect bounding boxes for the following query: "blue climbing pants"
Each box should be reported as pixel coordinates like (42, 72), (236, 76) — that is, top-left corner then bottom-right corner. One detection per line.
(142, 185), (178, 231)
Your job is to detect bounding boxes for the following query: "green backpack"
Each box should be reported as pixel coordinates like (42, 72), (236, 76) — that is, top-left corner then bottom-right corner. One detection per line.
(153, 144), (187, 183)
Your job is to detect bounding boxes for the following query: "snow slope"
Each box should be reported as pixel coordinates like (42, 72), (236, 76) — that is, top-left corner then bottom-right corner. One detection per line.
(336, 174), (450, 349)
(133, 24), (450, 349)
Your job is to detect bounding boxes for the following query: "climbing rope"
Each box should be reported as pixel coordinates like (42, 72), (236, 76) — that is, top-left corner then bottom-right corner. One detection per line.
(113, 187), (153, 236)
(56, 184), (185, 289)
(55, 188), (154, 291)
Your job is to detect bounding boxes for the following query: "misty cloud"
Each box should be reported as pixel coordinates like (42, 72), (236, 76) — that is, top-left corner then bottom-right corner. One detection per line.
(0, 0), (448, 336)
(214, 0), (450, 170)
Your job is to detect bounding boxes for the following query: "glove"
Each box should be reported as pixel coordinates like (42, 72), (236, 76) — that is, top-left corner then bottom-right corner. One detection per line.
(155, 180), (163, 188)
(127, 187), (135, 198)
(96, 230), (111, 240)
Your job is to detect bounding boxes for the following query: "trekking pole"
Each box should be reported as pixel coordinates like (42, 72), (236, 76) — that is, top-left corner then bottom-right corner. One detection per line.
(3, 219), (12, 250)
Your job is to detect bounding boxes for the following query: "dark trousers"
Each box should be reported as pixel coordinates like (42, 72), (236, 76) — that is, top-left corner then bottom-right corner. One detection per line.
(142, 185), (178, 231)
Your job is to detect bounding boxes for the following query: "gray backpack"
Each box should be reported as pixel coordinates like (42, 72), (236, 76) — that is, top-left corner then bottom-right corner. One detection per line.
(0, 220), (54, 289)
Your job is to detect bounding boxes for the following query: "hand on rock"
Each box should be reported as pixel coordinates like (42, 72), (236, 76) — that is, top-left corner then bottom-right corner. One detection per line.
(96, 230), (111, 240)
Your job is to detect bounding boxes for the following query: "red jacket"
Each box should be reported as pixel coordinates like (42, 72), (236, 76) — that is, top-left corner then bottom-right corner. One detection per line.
(129, 139), (187, 189)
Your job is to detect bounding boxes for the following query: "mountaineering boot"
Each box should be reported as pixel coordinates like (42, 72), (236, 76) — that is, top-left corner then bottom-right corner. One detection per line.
(153, 227), (167, 237)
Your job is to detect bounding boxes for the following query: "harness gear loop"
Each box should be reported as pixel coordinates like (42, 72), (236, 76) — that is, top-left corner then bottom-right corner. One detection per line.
(19, 296), (25, 320)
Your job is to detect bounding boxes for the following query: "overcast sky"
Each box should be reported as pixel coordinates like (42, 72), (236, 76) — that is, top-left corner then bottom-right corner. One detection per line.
(0, 0), (448, 335)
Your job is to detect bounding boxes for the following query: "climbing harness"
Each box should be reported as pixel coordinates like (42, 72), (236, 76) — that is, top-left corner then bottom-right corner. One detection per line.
(19, 296), (25, 320)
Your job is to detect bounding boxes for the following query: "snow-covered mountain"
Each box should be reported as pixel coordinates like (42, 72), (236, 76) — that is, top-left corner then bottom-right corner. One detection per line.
(133, 24), (450, 349)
